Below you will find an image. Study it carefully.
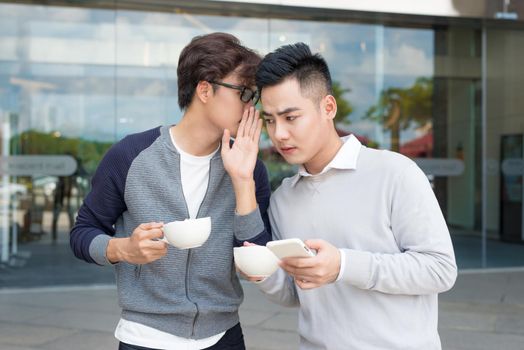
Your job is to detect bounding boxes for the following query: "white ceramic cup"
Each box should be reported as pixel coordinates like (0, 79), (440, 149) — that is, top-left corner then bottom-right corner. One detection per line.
(233, 245), (279, 277)
(162, 217), (211, 249)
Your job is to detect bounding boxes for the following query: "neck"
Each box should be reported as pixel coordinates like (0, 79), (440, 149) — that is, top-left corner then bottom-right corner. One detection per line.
(171, 106), (221, 156)
(304, 130), (343, 175)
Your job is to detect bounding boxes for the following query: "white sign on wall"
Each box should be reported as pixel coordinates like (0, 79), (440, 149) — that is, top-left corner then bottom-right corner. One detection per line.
(0, 155), (77, 176)
(413, 158), (465, 177)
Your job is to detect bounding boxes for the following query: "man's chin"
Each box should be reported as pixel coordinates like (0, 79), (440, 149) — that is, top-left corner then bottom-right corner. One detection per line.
(279, 153), (301, 165)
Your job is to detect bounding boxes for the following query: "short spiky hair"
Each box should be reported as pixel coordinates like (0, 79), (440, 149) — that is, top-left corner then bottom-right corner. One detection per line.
(177, 32), (261, 110)
(255, 43), (332, 103)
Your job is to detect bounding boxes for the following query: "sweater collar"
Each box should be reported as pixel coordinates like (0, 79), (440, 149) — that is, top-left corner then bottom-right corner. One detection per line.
(290, 134), (362, 187)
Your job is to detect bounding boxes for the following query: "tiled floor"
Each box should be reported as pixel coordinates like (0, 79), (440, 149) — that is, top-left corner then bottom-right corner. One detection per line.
(2, 272), (524, 349)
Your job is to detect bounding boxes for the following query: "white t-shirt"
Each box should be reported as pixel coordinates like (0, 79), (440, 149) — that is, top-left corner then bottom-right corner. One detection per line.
(114, 130), (224, 350)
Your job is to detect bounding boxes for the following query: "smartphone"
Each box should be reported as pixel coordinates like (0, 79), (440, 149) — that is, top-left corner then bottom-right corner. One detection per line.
(266, 238), (316, 259)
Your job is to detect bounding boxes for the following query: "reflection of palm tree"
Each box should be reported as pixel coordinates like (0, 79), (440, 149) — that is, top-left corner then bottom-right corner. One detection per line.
(365, 77), (432, 152)
(383, 98), (401, 152)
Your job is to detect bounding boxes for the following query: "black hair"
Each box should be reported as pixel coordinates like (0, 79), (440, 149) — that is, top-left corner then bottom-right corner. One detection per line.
(255, 42), (332, 102)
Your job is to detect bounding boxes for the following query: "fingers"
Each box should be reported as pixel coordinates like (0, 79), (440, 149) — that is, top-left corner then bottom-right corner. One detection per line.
(304, 239), (325, 250)
(243, 241), (257, 247)
(237, 108), (249, 138)
(135, 223), (164, 240)
(280, 257), (327, 287)
(136, 227), (164, 240)
(247, 108), (257, 138)
(294, 278), (319, 290)
(280, 240), (341, 289)
(286, 265), (323, 288)
(123, 224), (169, 264)
(147, 233), (168, 247)
(281, 265), (315, 280)
(238, 107), (260, 140)
(281, 256), (318, 269)
(253, 117), (263, 143)
(138, 222), (163, 230)
(221, 128), (231, 154)
(137, 235), (167, 260)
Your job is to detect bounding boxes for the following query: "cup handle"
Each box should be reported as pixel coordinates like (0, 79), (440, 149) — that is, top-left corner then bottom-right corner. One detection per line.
(158, 226), (168, 243)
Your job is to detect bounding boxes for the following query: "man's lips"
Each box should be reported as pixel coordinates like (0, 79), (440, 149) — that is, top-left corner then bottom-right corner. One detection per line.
(279, 146), (297, 155)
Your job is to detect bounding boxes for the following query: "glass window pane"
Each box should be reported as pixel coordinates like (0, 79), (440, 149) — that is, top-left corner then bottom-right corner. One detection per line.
(486, 28), (524, 267)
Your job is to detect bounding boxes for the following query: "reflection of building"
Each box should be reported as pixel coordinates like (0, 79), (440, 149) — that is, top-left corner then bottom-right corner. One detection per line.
(400, 133), (433, 158)
(0, 0), (523, 278)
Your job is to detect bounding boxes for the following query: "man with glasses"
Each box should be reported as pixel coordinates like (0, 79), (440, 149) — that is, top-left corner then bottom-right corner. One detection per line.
(70, 32), (270, 350)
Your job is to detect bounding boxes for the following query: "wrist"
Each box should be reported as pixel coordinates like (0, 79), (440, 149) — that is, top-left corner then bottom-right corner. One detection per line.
(231, 177), (255, 189)
(106, 237), (127, 263)
(232, 179), (257, 215)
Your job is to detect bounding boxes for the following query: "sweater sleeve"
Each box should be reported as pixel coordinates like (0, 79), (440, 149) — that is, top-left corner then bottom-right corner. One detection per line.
(233, 158), (272, 246)
(340, 162), (457, 295)
(69, 144), (127, 265)
(255, 202), (299, 306)
(70, 128), (160, 265)
(256, 268), (299, 307)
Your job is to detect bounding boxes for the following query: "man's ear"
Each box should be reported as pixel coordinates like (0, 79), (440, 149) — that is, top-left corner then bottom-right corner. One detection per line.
(322, 95), (337, 121)
(196, 81), (213, 104)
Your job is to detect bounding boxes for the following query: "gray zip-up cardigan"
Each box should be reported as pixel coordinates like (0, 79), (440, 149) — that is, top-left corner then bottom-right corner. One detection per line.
(70, 125), (271, 339)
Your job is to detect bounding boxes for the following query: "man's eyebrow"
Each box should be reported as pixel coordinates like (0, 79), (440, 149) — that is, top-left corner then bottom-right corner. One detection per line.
(261, 107), (301, 117)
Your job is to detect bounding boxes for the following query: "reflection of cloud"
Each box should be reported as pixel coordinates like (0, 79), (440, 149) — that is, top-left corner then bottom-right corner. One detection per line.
(334, 72), (376, 117)
(385, 44), (433, 76)
(345, 43), (433, 77)
(269, 32), (311, 51)
(0, 3), (89, 21)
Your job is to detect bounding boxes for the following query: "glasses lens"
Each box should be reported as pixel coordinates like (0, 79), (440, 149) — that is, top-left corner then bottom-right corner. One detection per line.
(240, 89), (254, 103)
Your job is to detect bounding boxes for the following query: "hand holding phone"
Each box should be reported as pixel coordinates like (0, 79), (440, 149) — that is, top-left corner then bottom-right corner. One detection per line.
(266, 238), (316, 259)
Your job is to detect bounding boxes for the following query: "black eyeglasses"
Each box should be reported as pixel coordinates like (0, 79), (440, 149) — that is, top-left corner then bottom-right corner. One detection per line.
(209, 81), (260, 105)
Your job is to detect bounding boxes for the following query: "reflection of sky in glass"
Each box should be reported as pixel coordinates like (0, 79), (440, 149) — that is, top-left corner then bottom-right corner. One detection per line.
(1, 3), (433, 146)
(270, 19), (434, 147)
(0, 4), (270, 142)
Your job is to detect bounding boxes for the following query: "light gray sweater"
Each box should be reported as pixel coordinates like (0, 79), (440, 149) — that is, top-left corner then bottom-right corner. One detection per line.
(258, 136), (457, 350)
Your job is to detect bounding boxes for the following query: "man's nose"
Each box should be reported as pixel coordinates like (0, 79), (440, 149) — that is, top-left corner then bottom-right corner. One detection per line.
(273, 121), (289, 141)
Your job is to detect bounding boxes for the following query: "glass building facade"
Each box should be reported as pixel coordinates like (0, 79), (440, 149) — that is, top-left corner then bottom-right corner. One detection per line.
(0, 0), (523, 287)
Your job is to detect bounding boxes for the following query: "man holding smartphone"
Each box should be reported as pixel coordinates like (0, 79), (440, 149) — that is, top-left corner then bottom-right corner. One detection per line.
(247, 43), (457, 349)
